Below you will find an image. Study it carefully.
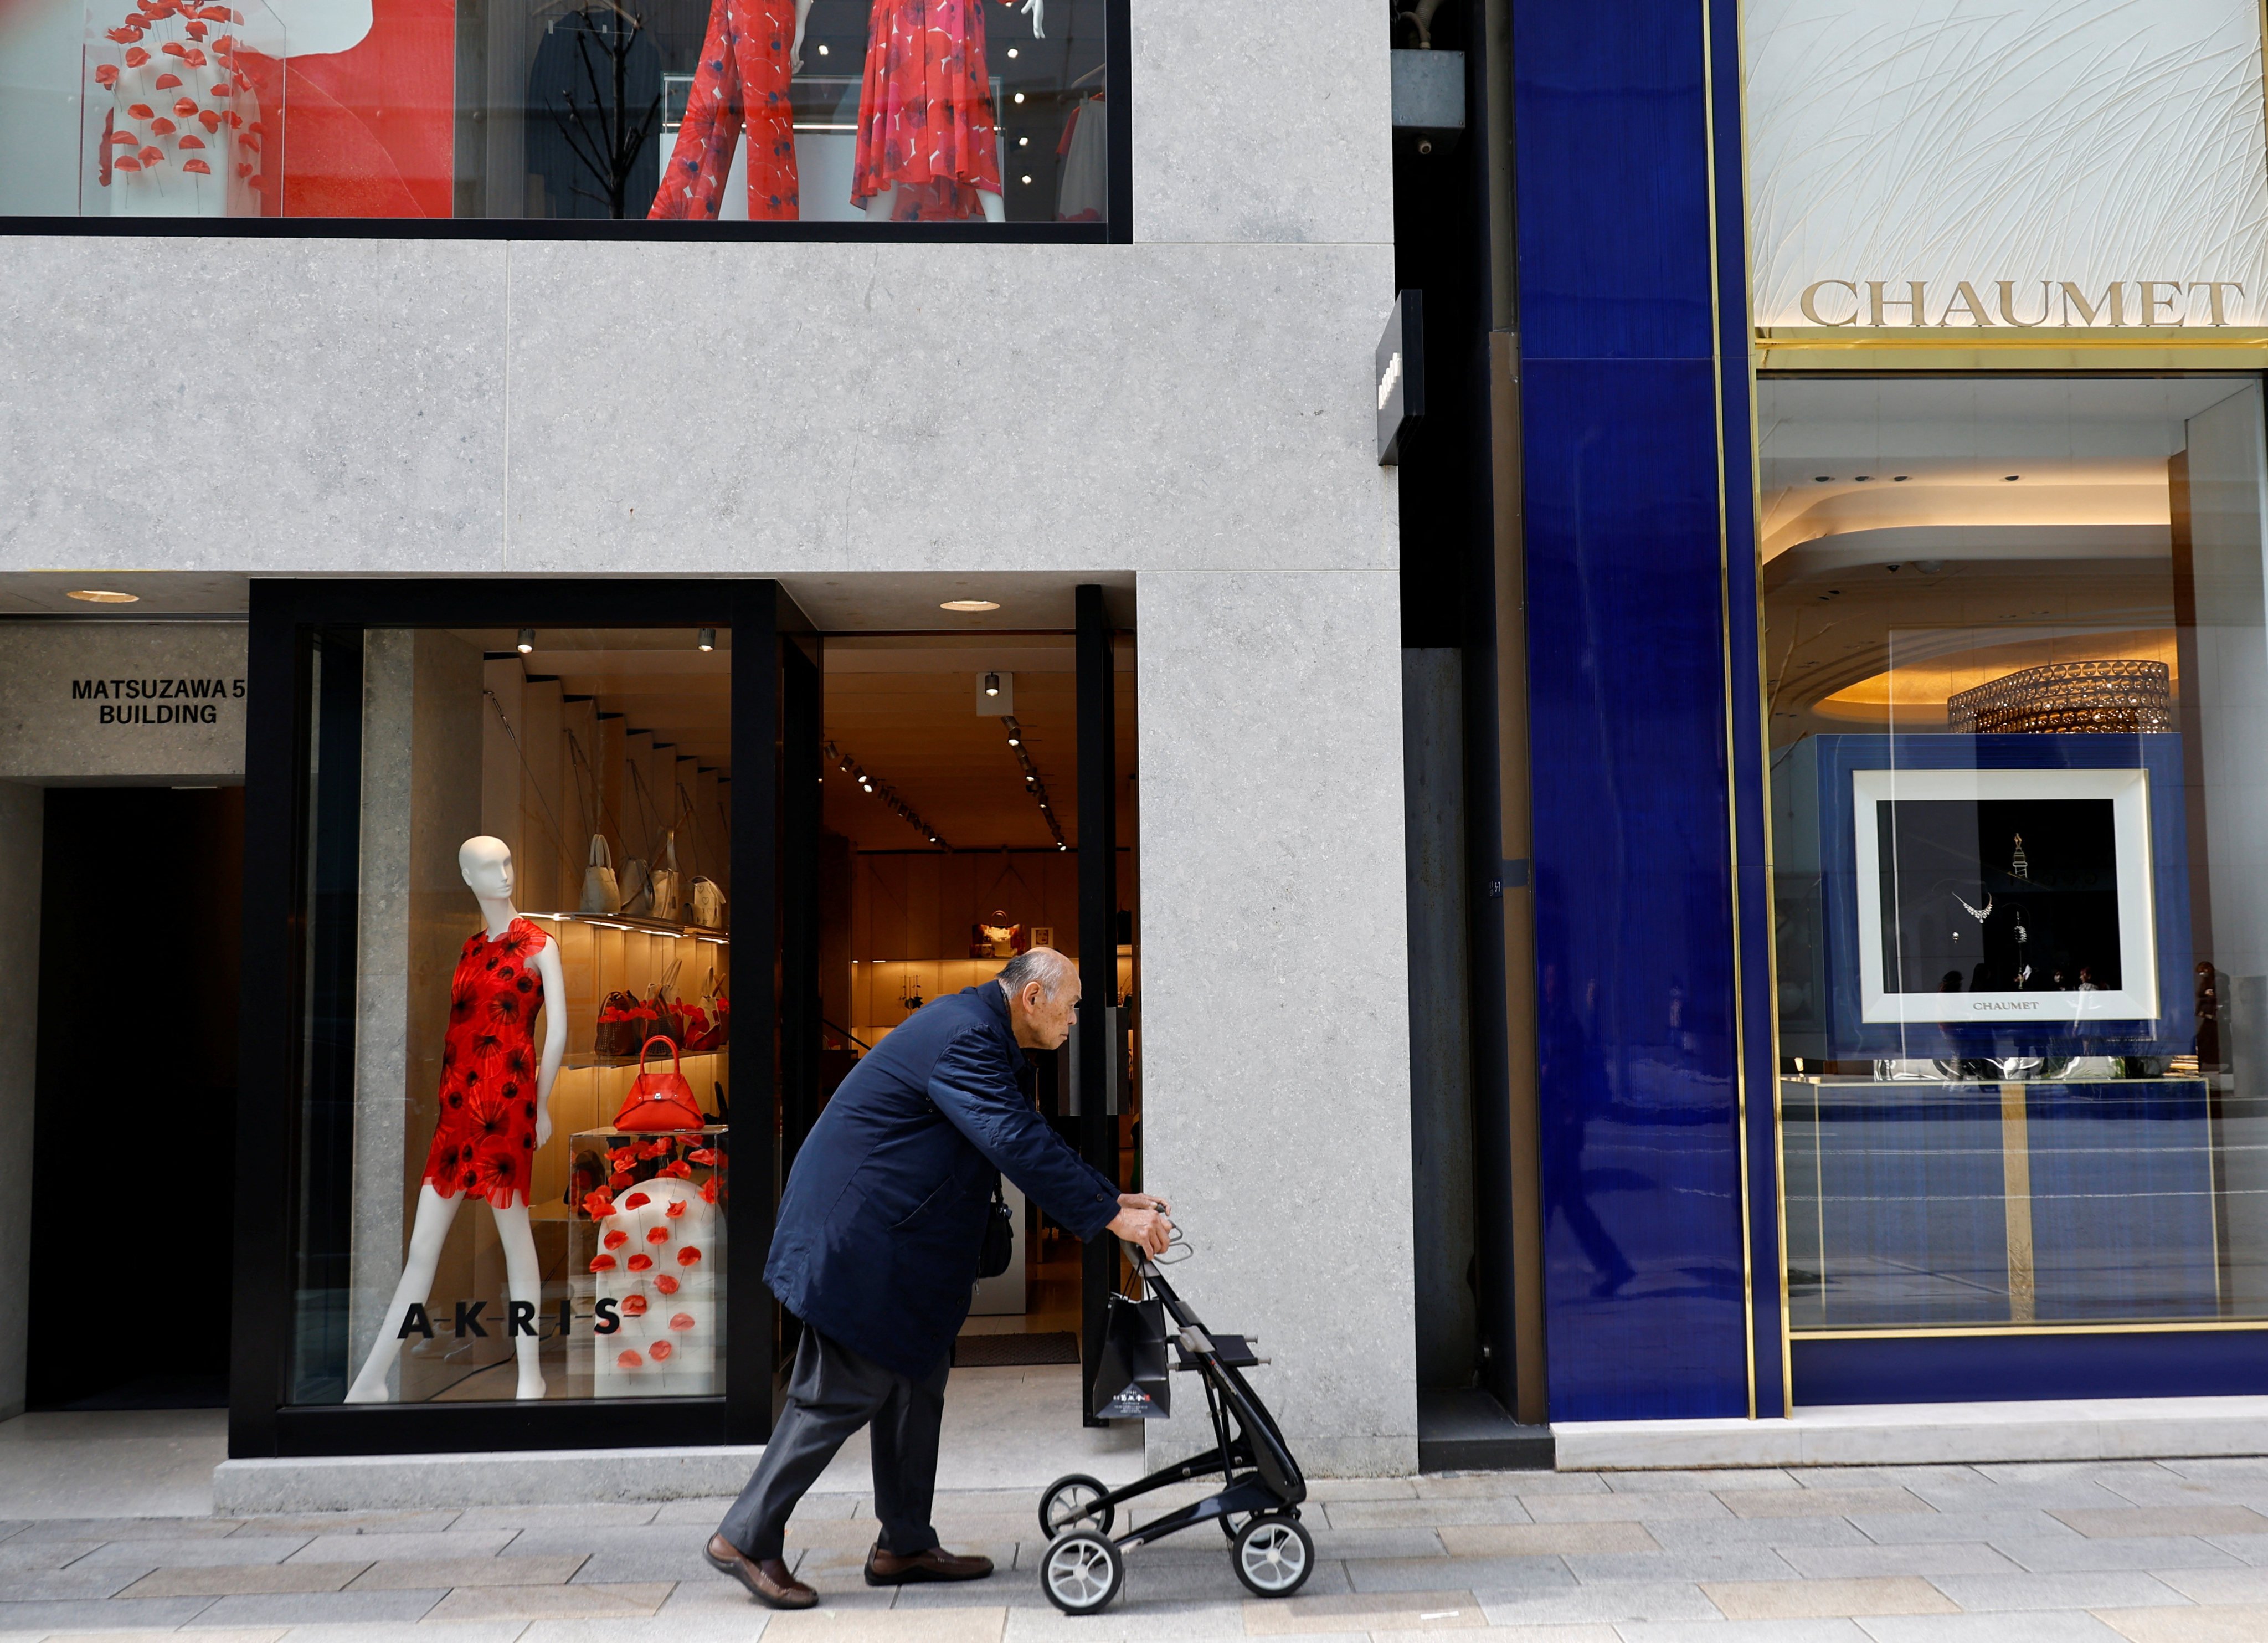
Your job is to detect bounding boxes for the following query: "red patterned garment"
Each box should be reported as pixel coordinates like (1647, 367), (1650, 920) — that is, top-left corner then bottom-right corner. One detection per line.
(648, 0), (800, 219)
(421, 918), (551, 1209)
(851, 0), (1001, 219)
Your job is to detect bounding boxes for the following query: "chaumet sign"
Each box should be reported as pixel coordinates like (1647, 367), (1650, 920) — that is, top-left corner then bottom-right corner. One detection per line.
(1796, 279), (2249, 328)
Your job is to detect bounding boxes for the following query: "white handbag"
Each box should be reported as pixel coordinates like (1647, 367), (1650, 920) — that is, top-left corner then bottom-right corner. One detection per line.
(580, 834), (623, 915)
(648, 831), (682, 923)
(691, 877), (727, 930)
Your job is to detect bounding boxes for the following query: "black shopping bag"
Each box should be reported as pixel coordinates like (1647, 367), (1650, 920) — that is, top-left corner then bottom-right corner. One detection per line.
(1089, 1291), (1171, 1419)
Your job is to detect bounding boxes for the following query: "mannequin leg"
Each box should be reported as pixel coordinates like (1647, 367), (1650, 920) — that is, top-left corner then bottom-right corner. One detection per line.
(343, 1184), (463, 1403)
(491, 1202), (548, 1399)
(862, 185), (898, 221)
(978, 189), (1003, 223)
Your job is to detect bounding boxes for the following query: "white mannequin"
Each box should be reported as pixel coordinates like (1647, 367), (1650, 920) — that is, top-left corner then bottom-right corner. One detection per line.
(344, 837), (569, 1403)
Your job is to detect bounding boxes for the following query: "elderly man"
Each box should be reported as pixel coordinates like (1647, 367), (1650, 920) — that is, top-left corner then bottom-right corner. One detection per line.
(703, 947), (1172, 1609)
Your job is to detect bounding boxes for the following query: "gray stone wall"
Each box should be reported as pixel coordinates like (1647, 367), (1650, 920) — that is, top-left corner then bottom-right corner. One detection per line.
(0, 622), (245, 783)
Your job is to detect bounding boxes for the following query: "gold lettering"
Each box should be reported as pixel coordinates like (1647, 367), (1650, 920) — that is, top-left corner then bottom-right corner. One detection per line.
(1939, 280), (1995, 326)
(2190, 280), (2244, 326)
(2058, 280), (2126, 327)
(2137, 281), (2184, 326)
(1799, 279), (1859, 325)
(1995, 279), (2050, 327)
(1867, 280), (1927, 327)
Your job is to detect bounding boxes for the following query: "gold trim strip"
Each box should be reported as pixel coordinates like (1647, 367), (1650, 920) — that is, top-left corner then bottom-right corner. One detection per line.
(1753, 328), (2268, 373)
(1797, 1319), (2268, 1340)
(1757, 326), (2268, 348)
(2001, 1082), (2035, 1324)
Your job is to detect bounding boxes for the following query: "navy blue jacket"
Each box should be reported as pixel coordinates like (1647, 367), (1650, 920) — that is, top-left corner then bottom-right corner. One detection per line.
(763, 983), (1122, 1378)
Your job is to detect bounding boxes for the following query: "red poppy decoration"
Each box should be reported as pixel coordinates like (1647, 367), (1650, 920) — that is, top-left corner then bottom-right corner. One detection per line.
(604, 1229), (629, 1250)
(701, 1178), (720, 1205)
(621, 1293), (649, 1316)
(661, 1161), (694, 1180)
(677, 1246), (703, 1266)
(688, 1148), (717, 1165)
(609, 1170), (634, 1192)
(616, 1349), (644, 1368)
(589, 1255), (616, 1272)
(646, 1225), (670, 1244)
(648, 1340), (673, 1362)
(655, 1275), (680, 1295)
(670, 1312), (696, 1331)
(583, 1190), (616, 1219)
(665, 1199), (687, 1219)
(624, 1192), (651, 1210)
(628, 1254), (654, 1271)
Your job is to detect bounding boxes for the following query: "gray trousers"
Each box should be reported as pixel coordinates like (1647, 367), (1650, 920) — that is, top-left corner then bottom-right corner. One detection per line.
(717, 1324), (950, 1559)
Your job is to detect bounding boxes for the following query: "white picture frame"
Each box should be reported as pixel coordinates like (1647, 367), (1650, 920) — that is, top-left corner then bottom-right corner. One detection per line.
(1852, 765), (2158, 1025)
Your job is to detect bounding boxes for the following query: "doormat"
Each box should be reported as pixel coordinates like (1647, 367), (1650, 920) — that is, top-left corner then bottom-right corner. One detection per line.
(953, 1331), (1081, 1368)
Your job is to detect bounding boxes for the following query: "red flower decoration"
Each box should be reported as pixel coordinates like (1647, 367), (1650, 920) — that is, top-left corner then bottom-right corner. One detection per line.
(677, 1246), (702, 1266)
(655, 1275), (680, 1295)
(621, 1294), (649, 1316)
(589, 1255), (616, 1272)
(628, 1254), (654, 1271)
(583, 1190), (616, 1219)
(604, 1229), (629, 1250)
(646, 1226), (670, 1244)
(609, 1170), (634, 1192)
(701, 1178), (719, 1204)
(670, 1312), (696, 1331)
(616, 1349), (644, 1368)
(647, 1341), (673, 1362)
(624, 1192), (651, 1210)
(688, 1148), (717, 1165)
(665, 1199), (687, 1219)
(661, 1161), (693, 1180)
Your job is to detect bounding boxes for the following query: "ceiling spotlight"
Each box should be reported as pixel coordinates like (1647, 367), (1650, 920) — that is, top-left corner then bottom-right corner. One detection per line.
(1893, 474), (1910, 481)
(696, 627), (716, 652)
(984, 672), (1001, 697)
(1854, 474), (1873, 482)
(2004, 474), (2021, 482)
(941, 598), (1000, 612)
(517, 628), (535, 653)
(1007, 733), (1021, 747)
(1058, 842), (1068, 851)
(1813, 475), (1833, 484)
(67, 588), (139, 603)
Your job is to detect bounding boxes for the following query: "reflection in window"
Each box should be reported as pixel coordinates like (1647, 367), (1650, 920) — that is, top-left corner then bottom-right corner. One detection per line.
(1763, 377), (2268, 1331)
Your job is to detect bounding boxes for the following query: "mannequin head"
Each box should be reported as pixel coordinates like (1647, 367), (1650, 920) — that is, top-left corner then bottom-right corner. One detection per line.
(460, 836), (516, 903)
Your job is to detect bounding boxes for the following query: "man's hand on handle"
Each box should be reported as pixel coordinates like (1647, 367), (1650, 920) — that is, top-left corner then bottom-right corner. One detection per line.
(1107, 1192), (1172, 1255)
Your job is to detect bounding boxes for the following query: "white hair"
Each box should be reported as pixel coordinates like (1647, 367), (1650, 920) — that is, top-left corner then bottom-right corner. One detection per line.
(998, 946), (1076, 999)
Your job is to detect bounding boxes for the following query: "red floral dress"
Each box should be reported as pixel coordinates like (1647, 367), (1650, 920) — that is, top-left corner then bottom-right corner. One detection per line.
(421, 918), (551, 1210)
(647, 0), (800, 219)
(851, 0), (1002, 219)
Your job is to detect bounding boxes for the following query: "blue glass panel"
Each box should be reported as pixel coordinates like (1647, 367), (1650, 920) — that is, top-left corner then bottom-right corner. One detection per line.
(2027, 1081), (2216, 1321)
(1793, 1330), (2268, 1405)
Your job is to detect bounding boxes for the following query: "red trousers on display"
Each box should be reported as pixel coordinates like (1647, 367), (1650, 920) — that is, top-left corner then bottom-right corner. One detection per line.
(649, 0), (800, 219)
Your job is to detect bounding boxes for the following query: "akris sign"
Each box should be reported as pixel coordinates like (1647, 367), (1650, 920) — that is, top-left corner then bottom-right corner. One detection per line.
(1795, 279), (2250, 328)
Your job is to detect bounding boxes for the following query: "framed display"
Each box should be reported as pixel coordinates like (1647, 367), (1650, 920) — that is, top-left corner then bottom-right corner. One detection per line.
(1784, 733), (2194, 1060)
(1852, 766), (2159, 1026)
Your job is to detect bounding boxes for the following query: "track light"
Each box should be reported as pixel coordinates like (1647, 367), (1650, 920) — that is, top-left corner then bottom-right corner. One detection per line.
(696, 628), (716, 652)
(984, 672), (1001, 697)
(1007, 733), (1021, 746)
(517, 628), (535, 654)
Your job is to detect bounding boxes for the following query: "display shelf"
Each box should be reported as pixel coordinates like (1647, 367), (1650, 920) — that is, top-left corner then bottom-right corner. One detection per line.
(527, 910), (732, 940)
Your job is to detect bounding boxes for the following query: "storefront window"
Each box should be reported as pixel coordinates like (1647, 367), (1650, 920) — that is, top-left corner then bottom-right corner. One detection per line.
(289, 626), (732, 1403)
(1765, 376), (2268, 1331)
(0, 0), (1110, 223)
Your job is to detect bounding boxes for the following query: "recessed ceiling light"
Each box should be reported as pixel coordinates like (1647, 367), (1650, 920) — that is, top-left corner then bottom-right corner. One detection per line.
(67, 588), (138, 603)
(1854, 474), (1873, 482)
(2004, 474), (2021, 482)
(1892, 474), (1910, 481)
(1813, 476), (1833, 484)
(940, 599), (1000, 612)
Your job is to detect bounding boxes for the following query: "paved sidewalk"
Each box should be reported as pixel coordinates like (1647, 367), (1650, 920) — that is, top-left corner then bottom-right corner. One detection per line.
(7, 1458), (2268, 1641)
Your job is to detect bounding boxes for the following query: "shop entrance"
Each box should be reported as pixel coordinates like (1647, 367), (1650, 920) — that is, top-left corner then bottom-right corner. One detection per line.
(791, 609), (1137, 1426)
(28, 784), (244, 1409)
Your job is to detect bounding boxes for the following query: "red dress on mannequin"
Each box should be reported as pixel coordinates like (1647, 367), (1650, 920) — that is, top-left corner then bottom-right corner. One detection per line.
(647, 0), (800, 219)
(851, 0), (1001, 219)
(421, 918), (551, 1209)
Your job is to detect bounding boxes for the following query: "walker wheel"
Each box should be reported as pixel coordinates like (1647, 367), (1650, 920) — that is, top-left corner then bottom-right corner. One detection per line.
(1231, 1513), (1313, 1598)
(1039, 1472), (1115, 1537)
(1041, 1529), (1123, 1614)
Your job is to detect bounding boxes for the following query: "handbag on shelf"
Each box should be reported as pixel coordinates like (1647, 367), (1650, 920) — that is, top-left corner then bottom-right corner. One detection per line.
(649, 831), (682, 923)
(691, 876), (727, 930)
(613, 1036), (707, 1132)
(618, 852), (652, 917)
(580, 834), (623, 916)
(595, 989), (653, 1060)
(685, 967), (729, 1050)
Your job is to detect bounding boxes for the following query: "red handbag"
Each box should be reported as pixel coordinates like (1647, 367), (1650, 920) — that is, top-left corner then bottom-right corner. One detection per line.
(613, 1036), (706, 1132)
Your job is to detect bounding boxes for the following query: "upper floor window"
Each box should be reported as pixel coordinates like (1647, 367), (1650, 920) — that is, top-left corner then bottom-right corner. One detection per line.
(0, 0), (1110, 224)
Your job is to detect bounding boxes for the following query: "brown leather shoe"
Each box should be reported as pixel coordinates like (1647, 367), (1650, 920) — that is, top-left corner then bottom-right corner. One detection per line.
(704, 1534), (817, 1609)
(863, 1544), (995, 1585)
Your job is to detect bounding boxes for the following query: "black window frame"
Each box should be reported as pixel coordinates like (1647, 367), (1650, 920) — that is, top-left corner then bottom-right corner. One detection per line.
(2, 0), (1130, 244)
(229, 576), (811, 1458)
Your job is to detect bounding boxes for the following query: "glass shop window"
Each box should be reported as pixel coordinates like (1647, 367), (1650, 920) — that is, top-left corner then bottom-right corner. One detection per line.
(1763, 376), (2268, 1332)
(0, 0), (1108, 222)
(289, 627), (731, 1404)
